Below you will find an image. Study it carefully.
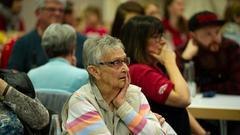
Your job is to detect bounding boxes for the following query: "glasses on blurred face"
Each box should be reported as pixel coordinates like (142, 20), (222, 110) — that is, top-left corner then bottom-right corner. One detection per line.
(151, 33), (164, 43)
(43, 7), (64, 13)
(98, 57), (130, 69)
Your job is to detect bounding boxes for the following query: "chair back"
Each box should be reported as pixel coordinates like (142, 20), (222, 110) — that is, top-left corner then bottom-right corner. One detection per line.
(36, 89), (72, 114)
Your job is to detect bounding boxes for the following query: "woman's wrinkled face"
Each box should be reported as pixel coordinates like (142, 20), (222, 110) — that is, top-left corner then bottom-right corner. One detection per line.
(97, 48), (130, 89)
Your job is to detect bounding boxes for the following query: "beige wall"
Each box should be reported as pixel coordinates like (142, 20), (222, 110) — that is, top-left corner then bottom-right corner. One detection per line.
(184, 0), (227, 19)
(20, 0), (38, 32)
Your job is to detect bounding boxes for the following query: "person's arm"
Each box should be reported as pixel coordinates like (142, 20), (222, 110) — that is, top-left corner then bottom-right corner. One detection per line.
(188, 110), (210, 135)
(112, 73), (174, 134)
(129, 64), (174, 105)
(116, 92), (176, 135)
(181, 39), (199, 61)
(151, 44), (190, 107)
(0, 79), (49, 130)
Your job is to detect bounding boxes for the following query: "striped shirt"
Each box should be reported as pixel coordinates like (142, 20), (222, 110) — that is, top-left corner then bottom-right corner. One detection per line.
(62, 83), (176, 135)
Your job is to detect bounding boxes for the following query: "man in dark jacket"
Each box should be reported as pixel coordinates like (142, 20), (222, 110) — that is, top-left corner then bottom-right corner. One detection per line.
(8, 0), (86, 73)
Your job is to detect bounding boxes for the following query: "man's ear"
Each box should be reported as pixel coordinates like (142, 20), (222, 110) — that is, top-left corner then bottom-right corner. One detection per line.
(87, 65), (101, 80)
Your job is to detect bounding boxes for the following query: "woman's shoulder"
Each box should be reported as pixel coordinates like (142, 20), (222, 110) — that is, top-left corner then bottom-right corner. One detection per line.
(71, 83), (93, 99)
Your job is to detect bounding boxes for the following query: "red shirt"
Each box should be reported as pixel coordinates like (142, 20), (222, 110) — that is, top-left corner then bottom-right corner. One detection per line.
(129, 64), (173, 104)
(0, 37), (18, 68)
(83, 26), (108, 37)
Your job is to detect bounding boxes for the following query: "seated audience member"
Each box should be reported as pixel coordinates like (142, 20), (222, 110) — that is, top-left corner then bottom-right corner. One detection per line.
(111, 1), (144, 38)
(62, 35), (176, 135)
(82, 6), (108, 38)
(180, 11), (240, 94)
(0, 78), (49, 134)
(120, 16), (208, 135)
(8, 0), (86, 73)
(0, 0), (25, 32)
(28, 24), (88, 93)
(179, 11), (240, 135)
(221, 0), (240, 44)
(162, 0), (188, 48)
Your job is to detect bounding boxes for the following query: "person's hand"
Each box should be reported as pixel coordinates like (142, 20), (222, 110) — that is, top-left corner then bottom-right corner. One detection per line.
(112, 72), (130, 108)
(181, 39), (199, 60)
(150, 44), (176, 66)
(154, 113), (165, 126)
(0, 78), (8, 95)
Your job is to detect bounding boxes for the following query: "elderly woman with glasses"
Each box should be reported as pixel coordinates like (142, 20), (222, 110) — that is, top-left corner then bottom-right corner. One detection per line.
(61, 35), (176, 135)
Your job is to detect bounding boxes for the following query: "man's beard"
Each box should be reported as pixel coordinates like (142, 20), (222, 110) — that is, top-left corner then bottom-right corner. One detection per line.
(193, 38), (221, 53)
(193, 38), (226, 70)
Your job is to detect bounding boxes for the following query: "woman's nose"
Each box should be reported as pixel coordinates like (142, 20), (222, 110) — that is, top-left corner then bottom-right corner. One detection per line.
(122, 63), (129, 72)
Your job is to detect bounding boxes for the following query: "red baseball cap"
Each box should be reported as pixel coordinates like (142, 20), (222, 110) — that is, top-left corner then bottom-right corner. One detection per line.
(188, 11), (225, 31)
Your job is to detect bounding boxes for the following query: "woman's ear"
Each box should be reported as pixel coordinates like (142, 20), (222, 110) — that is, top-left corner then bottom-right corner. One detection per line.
(87, 65), (101, 80)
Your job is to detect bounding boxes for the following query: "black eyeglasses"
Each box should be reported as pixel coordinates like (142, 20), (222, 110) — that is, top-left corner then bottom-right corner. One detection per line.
(151, 33), (164, 43)
(98, 57), (130, 69)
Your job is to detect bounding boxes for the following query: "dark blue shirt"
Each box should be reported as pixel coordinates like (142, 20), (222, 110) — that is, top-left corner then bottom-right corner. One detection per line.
(7, 29), (86, 72)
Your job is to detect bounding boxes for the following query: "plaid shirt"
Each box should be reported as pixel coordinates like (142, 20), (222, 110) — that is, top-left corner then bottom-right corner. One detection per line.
(177, 37), (240, 95)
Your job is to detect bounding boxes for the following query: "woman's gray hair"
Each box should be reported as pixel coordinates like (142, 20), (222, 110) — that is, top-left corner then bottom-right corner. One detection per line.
(83, 35), (125, 83)
(42, 23), (76, 58)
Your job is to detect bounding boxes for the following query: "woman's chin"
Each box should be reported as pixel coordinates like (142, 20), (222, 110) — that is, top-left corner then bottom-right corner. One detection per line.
(118, 80), (126, 87)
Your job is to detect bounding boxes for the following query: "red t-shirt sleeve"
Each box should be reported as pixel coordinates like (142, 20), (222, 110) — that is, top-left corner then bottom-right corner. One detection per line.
(129, 64), (173, 104)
